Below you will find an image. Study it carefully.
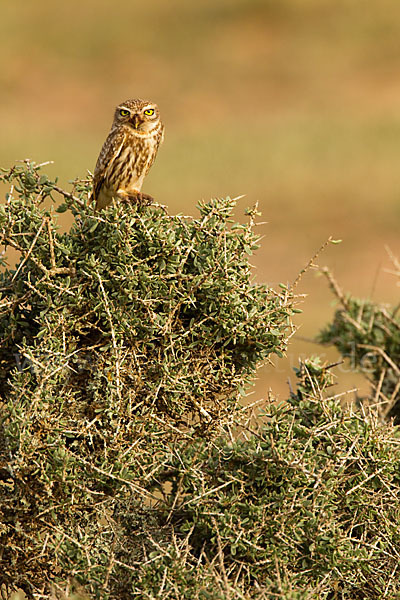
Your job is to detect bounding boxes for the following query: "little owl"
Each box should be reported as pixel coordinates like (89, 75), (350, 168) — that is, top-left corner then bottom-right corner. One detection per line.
(91, 98), (164, 211)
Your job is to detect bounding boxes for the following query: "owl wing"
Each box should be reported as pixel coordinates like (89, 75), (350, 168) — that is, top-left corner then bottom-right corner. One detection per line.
(144, 124), (165, 177)
(92, 128), (127, 203)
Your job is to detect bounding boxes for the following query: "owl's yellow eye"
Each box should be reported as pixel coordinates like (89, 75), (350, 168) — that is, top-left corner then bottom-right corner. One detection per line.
(144, 108), (155, 116)
(119, 108), (130, 117)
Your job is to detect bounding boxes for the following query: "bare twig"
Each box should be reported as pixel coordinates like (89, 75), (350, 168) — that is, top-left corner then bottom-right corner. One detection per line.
(52, 184), (86, 208)
(320, 266), (350, 311)
(46, 217), (56, 269)
(358, 344), (400, 376)
(96, 271), (122, 404)
(292, 237), (334, 289)
(11, 217), (47, 281)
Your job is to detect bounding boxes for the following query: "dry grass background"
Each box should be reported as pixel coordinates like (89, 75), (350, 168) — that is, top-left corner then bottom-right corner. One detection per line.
(1, 0), (399, 402)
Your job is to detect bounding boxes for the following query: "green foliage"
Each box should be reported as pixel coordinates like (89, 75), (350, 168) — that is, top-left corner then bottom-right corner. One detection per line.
(1, 161), (400, 599)
(0, 161), (292, 424)
(107, 358), (400, 599)
(0, 161), (294, 599)
(319, 274), (400, 422)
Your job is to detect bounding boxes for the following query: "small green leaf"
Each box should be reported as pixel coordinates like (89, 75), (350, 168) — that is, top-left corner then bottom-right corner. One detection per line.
(89, 221), (99, 233)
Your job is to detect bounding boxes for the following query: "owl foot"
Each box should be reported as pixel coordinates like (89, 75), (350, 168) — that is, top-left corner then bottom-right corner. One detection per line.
(126, 192), (154, 206)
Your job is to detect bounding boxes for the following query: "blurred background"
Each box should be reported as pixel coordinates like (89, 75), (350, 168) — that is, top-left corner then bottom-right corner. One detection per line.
(1, 0), (399, 401)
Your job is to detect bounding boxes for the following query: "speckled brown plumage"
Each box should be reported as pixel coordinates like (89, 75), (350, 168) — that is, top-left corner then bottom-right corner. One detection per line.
(91, 98), (164, 211)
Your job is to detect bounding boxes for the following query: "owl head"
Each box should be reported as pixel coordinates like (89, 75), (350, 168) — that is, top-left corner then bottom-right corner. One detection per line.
(114, 98), (161, 133)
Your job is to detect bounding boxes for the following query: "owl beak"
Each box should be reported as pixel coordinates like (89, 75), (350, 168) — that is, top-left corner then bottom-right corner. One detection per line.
(131, 114), (141, 129)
